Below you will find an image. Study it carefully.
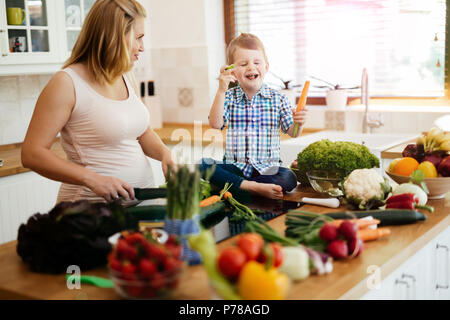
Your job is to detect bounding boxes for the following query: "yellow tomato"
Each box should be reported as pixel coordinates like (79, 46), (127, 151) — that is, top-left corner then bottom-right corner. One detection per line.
(417, 161), (437, 178)
(388, 158), (402, 173)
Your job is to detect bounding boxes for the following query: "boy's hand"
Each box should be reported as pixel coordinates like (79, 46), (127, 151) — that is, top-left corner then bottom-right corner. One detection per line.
(218, 65), (237, 93)
(292, 108), (308, 127)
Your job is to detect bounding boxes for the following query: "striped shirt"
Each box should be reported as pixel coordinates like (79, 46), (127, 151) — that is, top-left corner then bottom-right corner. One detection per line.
(222, 83), (294, 178)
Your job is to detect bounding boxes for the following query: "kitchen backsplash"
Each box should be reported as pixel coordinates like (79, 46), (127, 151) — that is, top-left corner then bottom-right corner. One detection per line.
(0, 72), (448, 145)
(0, 74), (52, 145)
(150, 45), (215, 124)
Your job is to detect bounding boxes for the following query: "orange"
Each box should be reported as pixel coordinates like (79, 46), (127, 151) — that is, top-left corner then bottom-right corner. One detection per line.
(393, 157), (419, 176)
(417, 161), (437, 178)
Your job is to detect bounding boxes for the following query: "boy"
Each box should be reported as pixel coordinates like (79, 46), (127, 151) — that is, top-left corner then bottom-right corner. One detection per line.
(200, 33), (308, 200)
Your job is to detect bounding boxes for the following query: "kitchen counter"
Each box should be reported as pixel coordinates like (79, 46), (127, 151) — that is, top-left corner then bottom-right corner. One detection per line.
(0, 186), (448, 300)
(0, 124), (322, 178)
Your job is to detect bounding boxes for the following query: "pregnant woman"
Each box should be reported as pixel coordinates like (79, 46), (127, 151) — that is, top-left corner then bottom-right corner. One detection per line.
(21, 0), (175, 203)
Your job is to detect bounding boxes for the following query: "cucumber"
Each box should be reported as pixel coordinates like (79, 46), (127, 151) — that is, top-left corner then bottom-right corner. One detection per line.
(324, 209), (427, 226)
(133, 188), (167, 200)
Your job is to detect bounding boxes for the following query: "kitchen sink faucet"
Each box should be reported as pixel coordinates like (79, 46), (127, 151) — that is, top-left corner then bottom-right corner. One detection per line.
(361, 68), (383, 133)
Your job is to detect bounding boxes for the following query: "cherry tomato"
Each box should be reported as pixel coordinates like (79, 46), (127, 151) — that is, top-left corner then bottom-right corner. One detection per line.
(257, 243), (283, 268)
(270, 243), (283, 268)
(237, 233), (264, 261)
(217, 247), (247, 279)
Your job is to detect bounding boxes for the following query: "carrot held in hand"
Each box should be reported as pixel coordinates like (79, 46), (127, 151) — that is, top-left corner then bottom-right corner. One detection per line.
(358, 228), (391, 242)
(292, 81), (310, 137)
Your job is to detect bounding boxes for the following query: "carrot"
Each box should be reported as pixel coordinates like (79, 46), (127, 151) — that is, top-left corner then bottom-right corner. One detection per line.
(292, 81), (310, 136)
(219, 182), (233, 200)
(222, 191), (232, 200)
(329, 219), (380, 230)
(199, 195), (221, 207)
(358, 228), (391, 242)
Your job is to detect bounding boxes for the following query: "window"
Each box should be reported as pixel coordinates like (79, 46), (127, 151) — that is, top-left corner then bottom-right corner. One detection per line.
(225, 0), (447, 98)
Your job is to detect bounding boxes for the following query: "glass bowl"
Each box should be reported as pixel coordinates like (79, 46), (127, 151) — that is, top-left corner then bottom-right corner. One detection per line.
(109, 262), (186, 300)
(306, 170), (346, 197)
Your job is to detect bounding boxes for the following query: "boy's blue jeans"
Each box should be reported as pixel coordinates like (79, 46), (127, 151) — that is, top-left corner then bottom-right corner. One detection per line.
(198, 158), (298, 195)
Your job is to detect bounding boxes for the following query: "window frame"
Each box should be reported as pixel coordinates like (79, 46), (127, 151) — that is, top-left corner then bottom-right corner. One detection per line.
(223, 0), (450, 105)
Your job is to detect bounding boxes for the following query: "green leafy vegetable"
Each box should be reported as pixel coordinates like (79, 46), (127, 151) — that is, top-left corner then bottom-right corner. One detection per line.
(17, 200), (137, 274)
(295, 140), (380, 185)
(410, 170), (429, 195)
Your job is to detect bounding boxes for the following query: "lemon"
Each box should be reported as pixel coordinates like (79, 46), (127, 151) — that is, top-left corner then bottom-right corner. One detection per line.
(417, 161), (437, 178)
(388, 158), (402, 173)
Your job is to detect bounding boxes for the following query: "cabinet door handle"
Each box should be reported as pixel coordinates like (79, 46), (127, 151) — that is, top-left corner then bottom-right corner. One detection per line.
(401, 273), (416, 282)
(395, 279), (410, 299)
(435, 243), (449, 290)
(0, 29), (8, 57)
(401, 273), (416, 299)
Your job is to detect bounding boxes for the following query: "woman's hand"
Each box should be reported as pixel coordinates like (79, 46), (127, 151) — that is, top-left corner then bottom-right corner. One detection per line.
(161, 152), (177, 179)
(84, 172), (135, 202)
(218, 65), (237, 93)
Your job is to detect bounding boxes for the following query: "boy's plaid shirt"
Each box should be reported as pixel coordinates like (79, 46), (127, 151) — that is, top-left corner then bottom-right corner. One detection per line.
(221, 83), (294, 178)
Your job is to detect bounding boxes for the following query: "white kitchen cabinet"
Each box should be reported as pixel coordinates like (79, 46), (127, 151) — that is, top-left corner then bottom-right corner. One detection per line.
(0, 171), (60, 244)
(431, 227), (450, 299)
(0, 0), (95, 75)
(362, 226), (450, 300)
(56, 0), (95, 62)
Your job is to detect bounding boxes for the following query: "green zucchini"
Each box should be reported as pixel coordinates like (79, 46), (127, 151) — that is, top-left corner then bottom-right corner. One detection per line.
(200, 202), (227, 229)
(125, 205), (167, 221)
(125, 201), (227, 229)
(133, 188), (167, 200)
(324, 209), (427, 226)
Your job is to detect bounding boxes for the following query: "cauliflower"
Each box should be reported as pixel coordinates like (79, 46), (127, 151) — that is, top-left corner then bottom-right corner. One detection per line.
(341, 168), (392, 210)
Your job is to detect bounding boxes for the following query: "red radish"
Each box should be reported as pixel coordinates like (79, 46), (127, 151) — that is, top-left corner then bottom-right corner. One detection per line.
(319, 223), (339, 242)
(348, 238), (364, 257)
(327, 240), (349, 259)
(339, 221), (358, 240)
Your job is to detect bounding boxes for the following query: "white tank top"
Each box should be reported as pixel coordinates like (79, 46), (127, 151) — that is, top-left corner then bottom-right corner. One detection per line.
(57, 67), (154, 203)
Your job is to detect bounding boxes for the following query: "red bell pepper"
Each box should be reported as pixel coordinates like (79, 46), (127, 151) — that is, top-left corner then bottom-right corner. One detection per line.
(385, 193), (434, 213)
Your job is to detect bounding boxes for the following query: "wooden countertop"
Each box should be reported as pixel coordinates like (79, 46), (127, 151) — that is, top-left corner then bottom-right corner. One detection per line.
(0, 124), (322, 178)
(0, 186), (448, 300)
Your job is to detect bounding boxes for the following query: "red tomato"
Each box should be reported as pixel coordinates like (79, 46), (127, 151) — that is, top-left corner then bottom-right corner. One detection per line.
(271, 243), (283, 267)
(217, 247), (247, 279)
(257, 243), (283, 268)
(237, 233), (264, 261)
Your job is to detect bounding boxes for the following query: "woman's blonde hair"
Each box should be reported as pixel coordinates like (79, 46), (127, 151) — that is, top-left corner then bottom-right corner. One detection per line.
(63, 0), (146, 84)
(226, 33), (268, 65)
